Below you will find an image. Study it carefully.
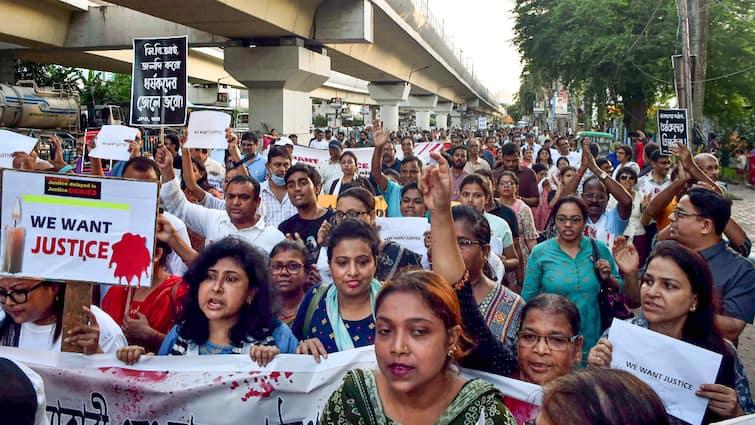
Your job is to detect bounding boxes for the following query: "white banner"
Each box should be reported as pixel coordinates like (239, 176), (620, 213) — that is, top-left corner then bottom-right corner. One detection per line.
(0, 170), (159, 286)
(290, 142), (444, 178)
(89, 125), (139, 161)
(0, 345), (541, 425)
(184, 111), (231, 149)
(0, 130), (38, 168)
(609, 319), (723, 425)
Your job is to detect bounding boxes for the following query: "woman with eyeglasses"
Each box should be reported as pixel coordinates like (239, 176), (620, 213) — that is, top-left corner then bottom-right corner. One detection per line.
(608, 165), (649, 264)
(293, 219), (383, 361)
(588, 241), (754, 423)
(0, 278), (126, 353)
(497, 171), (539, 284)
(446, 205), (525, 350)
(326, 151), (375, 195)
(522, 196), (621, 357)
(269, 240), (314, 326)
(316, 187), (422, 282)
(505, 294), (584, 424)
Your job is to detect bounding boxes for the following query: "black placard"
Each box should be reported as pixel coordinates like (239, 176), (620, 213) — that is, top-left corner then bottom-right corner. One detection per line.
(130, 36), (188, 127)
(657, 108), (688, 155)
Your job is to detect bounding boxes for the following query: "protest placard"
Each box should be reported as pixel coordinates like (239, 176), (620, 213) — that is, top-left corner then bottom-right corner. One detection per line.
(0, 170), (159, 286)
(658, 108), (688, 155)
(0, 345), (541, 425)
(183, 110), (231, 149)
(0, 130), (38, 168)
(376, 216), (429, 258)
(609, 319), (723, 425)
(88, 125), (138, 161)
(130, 36), (188, 127)
(289, 142), (444, 177)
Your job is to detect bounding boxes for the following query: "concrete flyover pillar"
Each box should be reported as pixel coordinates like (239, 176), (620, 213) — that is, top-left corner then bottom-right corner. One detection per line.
(367, 82), (410, 132)
(433, 101), (453, 130)
(224, 43), (330, 141)
(450, 110), (462, 129)
(406, 95), (437, 131)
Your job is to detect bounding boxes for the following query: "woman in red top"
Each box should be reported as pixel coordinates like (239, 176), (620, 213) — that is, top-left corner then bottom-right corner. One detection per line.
(102, 240), (187, 352)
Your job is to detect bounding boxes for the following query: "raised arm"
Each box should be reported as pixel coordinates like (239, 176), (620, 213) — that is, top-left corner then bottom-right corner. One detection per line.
(424, 151), (465, 284)
(581, 140), (632, 219)
(370, 119), (389, 193)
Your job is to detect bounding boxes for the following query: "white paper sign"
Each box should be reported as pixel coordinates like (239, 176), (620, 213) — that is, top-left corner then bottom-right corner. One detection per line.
(0, 345), (541, 425)
(184, 110), (231, 149)
(89, 125), (139, 161)
(0, 130), (38, 168)
(376, 217), (429, 258)
(609, 319), (723, 425)
(0, 170), (159, 286)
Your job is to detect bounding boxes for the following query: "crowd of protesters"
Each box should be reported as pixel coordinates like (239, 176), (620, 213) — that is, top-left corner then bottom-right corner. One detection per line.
(1, 120), (753, 425)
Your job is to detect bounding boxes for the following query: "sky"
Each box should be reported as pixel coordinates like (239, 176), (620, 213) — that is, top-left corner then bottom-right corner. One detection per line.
(428, 0), (523, 104)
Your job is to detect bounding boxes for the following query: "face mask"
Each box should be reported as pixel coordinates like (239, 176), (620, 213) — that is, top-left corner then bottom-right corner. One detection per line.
(270, 174), (286, 186)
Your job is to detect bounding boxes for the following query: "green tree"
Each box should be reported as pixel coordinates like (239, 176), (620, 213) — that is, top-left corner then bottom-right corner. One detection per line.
(514, 0), (678, 131)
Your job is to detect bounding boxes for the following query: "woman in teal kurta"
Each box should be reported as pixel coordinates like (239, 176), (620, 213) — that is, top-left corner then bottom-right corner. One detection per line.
(522, 196), (621, 358)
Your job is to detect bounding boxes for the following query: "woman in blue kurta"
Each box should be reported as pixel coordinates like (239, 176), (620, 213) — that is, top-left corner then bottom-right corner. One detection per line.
(292, 219), (382, 359)
(522, 196), (621, 357)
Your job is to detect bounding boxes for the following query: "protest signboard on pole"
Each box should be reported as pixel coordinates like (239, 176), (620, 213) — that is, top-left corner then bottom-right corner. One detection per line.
(0, 170), (159, 287)
(130, 36), (188, 127)
(658, 108), (688, 155)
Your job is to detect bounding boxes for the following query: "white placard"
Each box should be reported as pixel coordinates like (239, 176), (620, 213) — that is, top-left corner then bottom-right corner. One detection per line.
(184, 110), (231, 149)
(0, 170), (159, 286)
(609, 319), (723, 425)
(89, 125), (138, 161)
(0, 130), (38, 168)
(376, 217), (429, 258)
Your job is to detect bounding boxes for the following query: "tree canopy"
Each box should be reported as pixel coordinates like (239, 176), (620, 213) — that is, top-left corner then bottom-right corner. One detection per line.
(513, 0), (754, 135)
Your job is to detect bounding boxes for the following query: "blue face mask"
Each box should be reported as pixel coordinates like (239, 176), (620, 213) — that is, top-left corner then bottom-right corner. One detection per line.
(270, 174), (286, 186)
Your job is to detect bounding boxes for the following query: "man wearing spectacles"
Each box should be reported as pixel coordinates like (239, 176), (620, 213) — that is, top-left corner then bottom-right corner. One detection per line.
(665, 188), (755, 342)
(504, 294), (583, 425)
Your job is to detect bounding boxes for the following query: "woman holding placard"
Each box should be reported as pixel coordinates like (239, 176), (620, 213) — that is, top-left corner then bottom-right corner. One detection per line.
(117, 237), (298, 366)
(588, 241), (754, 423)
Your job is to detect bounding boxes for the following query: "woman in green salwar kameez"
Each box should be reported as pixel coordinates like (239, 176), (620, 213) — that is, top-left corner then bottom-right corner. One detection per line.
(321, 151), (516, 425)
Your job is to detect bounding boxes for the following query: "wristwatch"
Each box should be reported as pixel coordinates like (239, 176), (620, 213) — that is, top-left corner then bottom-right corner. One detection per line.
(598, 171), (609, 181)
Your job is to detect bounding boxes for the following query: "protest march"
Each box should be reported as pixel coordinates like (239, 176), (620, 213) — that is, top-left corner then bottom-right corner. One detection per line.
(1, 7), (754, 425)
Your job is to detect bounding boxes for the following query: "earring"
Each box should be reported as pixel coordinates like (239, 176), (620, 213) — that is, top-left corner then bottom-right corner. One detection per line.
(690, 304), (697, 312)
(447, 345), (456, 357)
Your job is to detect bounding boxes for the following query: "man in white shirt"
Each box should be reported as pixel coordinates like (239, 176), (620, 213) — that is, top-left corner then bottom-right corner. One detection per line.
(156, 147), (285, 254)
(611, 144), (639, 179)
(637, 150), (671, 199)
(463, 137), (491, 174)
(259, 145), (297, 228)
(552, 136), (581, 169)
(520, 133), (541, 157)
(308, 129), (329, 149)
(318, 139), (344, 193)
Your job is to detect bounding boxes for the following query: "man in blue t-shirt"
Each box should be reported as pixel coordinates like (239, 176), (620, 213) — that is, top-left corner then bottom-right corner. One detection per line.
(370, 122), (423, 217)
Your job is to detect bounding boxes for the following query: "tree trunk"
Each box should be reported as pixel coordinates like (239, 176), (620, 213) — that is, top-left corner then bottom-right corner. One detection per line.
(623, 97), (648, 132)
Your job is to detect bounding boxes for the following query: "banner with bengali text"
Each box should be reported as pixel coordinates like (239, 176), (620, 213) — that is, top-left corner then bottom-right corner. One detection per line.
(0, 346), (541, 425)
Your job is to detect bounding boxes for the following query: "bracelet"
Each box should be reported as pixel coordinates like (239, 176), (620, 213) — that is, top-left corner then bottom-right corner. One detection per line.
(576, 169), (585, 177)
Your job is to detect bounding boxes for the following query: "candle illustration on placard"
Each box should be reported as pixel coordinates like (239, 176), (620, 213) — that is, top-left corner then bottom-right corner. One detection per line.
(1, 197), (25, 273)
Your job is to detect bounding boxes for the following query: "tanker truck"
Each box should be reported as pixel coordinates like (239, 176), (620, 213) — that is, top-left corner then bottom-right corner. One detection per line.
(0, 80), (124, 131)
(0, 81), (125, 162)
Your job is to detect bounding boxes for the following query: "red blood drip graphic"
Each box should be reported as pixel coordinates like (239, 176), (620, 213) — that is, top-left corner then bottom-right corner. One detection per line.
(109, 233), (151, 287)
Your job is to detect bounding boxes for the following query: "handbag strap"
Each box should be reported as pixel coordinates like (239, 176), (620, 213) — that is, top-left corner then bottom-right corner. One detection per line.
(589, 238), (609, 290)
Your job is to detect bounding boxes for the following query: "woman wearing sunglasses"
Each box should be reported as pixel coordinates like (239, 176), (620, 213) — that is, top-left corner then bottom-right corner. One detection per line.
(609, 165), (649, 264)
